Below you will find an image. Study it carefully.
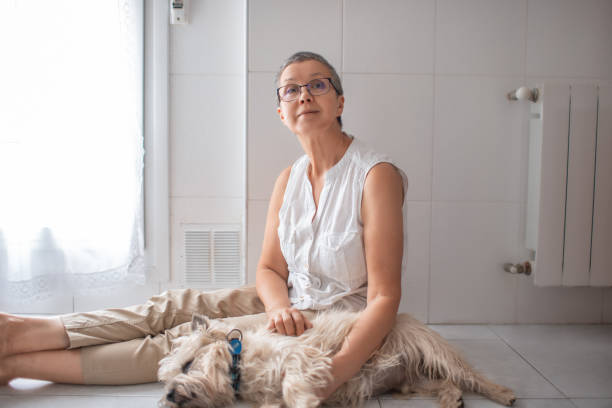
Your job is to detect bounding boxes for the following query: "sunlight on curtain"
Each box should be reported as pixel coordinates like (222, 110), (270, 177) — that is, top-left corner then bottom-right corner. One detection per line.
(0, 0), (144, 302)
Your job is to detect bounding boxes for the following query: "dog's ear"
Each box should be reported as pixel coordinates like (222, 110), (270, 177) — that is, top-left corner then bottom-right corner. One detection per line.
(191, 313), (210, 332)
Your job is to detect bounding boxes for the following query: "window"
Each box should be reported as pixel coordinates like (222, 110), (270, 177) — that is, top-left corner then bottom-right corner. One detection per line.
(0, 1), (158, 309)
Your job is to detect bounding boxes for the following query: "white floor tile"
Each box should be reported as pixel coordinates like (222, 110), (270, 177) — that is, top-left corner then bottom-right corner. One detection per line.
(571, 399), (612, 408)
(491, 325), (612, 398)
(1, 379), (164, 397)
(448, 340), (563, 398)
(380, 396), (576, 407)
(0, 395), (160, 407)
(380, 398), (438, 407)
(428, 324), (499, 340)
(471, 399), (574, 408)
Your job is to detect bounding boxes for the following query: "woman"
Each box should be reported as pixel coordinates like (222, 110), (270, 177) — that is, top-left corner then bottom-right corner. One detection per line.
(0, 51), (407, 400)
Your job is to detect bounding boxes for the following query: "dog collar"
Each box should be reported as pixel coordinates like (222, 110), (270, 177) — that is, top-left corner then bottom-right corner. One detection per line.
(227, 329), (242, 395)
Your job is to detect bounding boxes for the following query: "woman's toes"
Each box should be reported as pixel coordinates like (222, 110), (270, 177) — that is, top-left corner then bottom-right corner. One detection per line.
(0, 313), (11, 358)
(0, 313), (23, 358)
(0, 357), (15, 386)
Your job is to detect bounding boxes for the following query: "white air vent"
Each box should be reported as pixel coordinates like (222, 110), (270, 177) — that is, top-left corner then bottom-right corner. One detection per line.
(181, 224), (242, 289)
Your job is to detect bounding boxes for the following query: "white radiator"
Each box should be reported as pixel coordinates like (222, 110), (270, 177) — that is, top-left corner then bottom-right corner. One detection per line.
(526, 83), (612, 286)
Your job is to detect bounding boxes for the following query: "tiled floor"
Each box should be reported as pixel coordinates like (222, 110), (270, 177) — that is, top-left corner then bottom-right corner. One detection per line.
(1, 324), (611, 407)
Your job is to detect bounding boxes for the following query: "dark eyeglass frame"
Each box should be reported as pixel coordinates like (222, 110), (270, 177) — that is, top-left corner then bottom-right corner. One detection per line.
(276, 77), (340, 103)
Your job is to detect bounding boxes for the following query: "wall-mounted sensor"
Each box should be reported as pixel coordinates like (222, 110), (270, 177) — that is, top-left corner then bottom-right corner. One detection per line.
(170, 0), (187, 25)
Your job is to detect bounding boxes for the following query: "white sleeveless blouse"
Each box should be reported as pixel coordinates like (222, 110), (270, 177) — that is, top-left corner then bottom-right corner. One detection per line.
(277, 135), (409, 311)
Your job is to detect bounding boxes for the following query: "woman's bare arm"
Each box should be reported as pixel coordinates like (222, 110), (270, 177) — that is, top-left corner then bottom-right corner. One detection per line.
(319, 162), (405, 398)
(256, 166), (313, 336)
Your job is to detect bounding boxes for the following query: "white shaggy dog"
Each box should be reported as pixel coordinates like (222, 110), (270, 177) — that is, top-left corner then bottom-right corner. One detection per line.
(158, 311), (516, 408)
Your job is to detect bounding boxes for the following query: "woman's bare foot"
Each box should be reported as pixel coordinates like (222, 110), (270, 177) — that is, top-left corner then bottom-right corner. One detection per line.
(0, 312), (68, 357)
(0, 313), (16, 386)
(0, 312), (19, 358)
(0, 313), (77, 386)
(0, 355), (15, 386)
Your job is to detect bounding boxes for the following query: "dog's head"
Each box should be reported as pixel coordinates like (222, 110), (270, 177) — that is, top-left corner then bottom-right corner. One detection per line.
(158, 314), (236, 408)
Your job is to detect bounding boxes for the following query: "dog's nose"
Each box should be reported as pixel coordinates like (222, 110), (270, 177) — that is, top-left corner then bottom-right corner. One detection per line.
(166, 389), (176, 402)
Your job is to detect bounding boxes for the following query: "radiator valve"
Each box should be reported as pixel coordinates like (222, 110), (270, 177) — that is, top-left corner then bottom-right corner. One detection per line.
(503, 262), (532, 275)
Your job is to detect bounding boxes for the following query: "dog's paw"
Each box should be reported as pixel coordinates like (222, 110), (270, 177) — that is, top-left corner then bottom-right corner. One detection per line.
(438, 394), (465, 408)
(494, 387), (517, 406)
(390, 391), (415, 400)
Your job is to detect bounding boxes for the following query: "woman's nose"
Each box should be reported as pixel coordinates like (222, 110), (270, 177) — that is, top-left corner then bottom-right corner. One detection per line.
(299, 87), (312, 103)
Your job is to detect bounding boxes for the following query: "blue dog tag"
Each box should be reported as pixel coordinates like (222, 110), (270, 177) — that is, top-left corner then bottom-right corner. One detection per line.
(229, 338), (242, 355)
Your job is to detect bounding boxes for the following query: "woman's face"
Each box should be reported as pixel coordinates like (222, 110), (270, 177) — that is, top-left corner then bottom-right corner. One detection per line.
(276, 60), (344, 136)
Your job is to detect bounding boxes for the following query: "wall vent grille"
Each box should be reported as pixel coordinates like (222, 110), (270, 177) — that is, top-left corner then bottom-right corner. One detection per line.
(182, 224), (242, 289)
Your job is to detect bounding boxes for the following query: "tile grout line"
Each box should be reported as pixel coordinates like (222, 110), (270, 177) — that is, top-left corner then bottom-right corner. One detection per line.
(487, 325), (573, 401)
(427, 0), (438, 325)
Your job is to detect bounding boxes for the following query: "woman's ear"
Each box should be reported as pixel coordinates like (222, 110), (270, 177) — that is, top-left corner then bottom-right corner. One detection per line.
(277, 107), (284, 121)
(336, 95), (345, 117)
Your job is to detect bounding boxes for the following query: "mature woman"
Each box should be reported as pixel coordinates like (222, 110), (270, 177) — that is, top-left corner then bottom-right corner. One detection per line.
(0, 51), (408, 400)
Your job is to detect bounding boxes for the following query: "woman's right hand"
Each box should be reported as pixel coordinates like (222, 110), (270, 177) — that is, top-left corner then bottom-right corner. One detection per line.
(266, 307), (313, 336)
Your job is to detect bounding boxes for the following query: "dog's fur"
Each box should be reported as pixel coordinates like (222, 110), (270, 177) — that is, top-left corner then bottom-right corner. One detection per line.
(158, 311), (516, 408)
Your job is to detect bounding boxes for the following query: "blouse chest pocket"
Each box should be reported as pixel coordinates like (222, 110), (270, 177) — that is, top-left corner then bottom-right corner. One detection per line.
(316, 231), (367, 289)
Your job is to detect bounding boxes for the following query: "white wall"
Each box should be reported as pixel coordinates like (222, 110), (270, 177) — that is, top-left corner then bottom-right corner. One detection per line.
(164, 0), (612, 323)
(167, 1), (247, 291)
(245, 0), (612, 323)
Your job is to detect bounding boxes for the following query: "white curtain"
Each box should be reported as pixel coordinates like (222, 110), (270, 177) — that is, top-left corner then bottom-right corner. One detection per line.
(0, 0), (145, 302)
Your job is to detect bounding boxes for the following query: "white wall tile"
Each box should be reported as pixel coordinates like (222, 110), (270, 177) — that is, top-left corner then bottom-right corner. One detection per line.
(516, 279), (603, 323)
(170, 75), (245, 198)
(248, 72), (303, 200)
(604, 289), (612, 323)
(433, 76), (524, 202)
(247, 200), (268, 284)
(171, 198), (244, 224)
(170, 0), (245, 75)
(342, 74), (433, 201)
(73, 283), (160, 312)
(436, 0), (526, 75)
(429, 202), (520, 323)
(248, 0), (342, 72)
(526, 0), (612, 79)
(343, 0), (434, 74)
(399, 202), (430, 322)
(1, 295), (73, 314)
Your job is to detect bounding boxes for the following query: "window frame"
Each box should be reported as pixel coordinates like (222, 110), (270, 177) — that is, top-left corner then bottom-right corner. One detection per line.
(143, 0), (170, 284)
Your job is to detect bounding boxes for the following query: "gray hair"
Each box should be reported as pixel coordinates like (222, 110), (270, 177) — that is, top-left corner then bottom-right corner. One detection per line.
(275, 51), (343, 127)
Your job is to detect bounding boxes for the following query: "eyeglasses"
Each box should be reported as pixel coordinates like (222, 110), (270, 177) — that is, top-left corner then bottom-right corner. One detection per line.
(276, 78), (338, 102)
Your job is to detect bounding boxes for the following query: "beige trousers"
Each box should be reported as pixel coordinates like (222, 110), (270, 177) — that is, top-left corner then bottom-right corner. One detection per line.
(60, 285), (276, 385)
